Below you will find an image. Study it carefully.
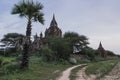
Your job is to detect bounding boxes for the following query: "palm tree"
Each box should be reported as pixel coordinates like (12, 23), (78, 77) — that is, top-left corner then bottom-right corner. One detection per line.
(11, 0), (44, 69)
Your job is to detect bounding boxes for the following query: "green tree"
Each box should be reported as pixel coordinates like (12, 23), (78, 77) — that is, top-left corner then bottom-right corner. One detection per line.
(11, 0), (44, 69)
(64, 32), (89, 54)
(48, 37), (71, 61)
(1, 33), (24, 56)
(40, 47), (54, 62)
(81, 47), (96, 61)
(106, 50), (115, 56)
(1, 33), (24, 46)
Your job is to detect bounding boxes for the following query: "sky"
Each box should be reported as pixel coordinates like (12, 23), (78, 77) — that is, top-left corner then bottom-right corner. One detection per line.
(0, 0), (120, 54)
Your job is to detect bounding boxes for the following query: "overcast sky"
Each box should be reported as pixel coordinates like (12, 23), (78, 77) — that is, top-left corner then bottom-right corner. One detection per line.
(0, 0), (120, 54)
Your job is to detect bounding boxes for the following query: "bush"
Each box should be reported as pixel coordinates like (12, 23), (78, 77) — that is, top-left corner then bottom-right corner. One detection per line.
(81, 47), (96, 61)
(77, 58), (91, 63)
(0, 48), (18, 57)
(2, 60), (10, 66)
(0, 51), (5, 56)
(69, 58), (77, 64)
(2, 62), (20, 74)
(0, 57), (3, 66)
(48, 37), (71, 61)
(94, 57), (105, 62)
(106, 50), (116, 56)
(85, 59), (119, 79)
(40, 47), (55, 62)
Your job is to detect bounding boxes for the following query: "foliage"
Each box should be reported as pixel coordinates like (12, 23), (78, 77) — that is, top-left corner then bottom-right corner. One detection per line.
(69, 58), (77, 64)
(40, 47), (55, 62)
(81, 47), (96, 61)
(5, 49), (17, 57)
(106, 50), (116, 56)
(11, 0), (44, 69)
(0, 57), (16, 66)
(0, 49), (22, 58)
(0, 33), (23, 56)
(2, 62), (20, 74)
(1, 33), (24, 45)
(77, 58), (91, 64)
(11, 0), (44, 22)
(64, 32), (89, 53)
(0, 57), (18, 76)
(85, 59), (119, 78)
(94, 56), (105, 62)
(0, 57), (3, 67)
(11, 0), (44, 37)
(0, 56), (72, 80)
(48, 37), (71, 61)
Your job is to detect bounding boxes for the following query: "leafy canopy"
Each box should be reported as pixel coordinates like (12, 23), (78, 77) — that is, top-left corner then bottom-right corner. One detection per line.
(11, 0), (44, 24)
(48, 37), (71, 60)
(1, 33), (25, 45)
(64, 32), (89, 50)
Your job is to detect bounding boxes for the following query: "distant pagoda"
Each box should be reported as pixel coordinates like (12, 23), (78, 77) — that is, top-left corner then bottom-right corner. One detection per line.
(97, 42), (107, 58)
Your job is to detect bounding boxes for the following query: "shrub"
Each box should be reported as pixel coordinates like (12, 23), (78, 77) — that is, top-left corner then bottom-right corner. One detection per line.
(48, 37), (71, 61)
(69, 58), (77, 64)
(2, 62), (20, 74)
(106, 50), (116, 56)
(77, 58), (91, 63)
(94, 57), (105, 62)
(2, 60), (10, 66)
(85, 59), (119, 79)
(81, 47), (96, 61)
(40, 47), (55, 62)
(0, 57), (3, 66)
(0, 48), (19, 57)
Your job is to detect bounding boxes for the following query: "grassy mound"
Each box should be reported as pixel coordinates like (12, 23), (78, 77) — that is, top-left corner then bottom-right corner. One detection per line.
(85, 59), (119, 79)
(0, 56), (72, 80)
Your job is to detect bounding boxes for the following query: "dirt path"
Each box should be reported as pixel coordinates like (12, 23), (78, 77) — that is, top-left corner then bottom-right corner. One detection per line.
(100, 62), (120, 80)
(57, 61), (120, 80)
(56, 64), (86, 80)
(76, 66), (96, 80)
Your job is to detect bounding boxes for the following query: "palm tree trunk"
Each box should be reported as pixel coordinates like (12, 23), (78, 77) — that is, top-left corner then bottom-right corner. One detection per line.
(20, 42), (29, 69)
(20, 19), (32, 70)
(26, 19), (32, 39)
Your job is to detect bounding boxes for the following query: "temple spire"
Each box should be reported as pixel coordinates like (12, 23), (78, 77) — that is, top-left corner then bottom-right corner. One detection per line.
(35, 33), (38, 37)
(98, 42), (107, 58)
(50, 14), (57, 26)
(45, 14), (62, 37)
(53, 14), (55, 21)
(99, 42), (103, 48)
(98, 42), (104, 50)
(40, 32), (43, 39)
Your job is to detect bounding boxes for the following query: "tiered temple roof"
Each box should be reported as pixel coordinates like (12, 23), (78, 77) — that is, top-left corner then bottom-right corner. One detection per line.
(98, 42), (107, 58)
(45, 15), (62, 37)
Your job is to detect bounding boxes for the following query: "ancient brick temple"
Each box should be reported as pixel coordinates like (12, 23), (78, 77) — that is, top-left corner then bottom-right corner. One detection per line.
(45, 15), (62, 37)
(32, 15), (62, 50)
(97, 42), (107, 58)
